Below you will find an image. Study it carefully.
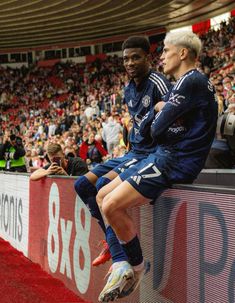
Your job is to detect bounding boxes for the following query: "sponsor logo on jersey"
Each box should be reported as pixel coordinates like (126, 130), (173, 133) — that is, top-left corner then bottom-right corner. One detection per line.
(168, 126), (187, 134)
(134, 128), (139, 135)
(142, 95), (151, 107)
(168, 93), (185, 106)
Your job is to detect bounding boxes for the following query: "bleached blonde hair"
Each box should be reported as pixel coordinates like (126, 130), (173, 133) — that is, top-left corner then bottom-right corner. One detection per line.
(164, 31), (202, 58)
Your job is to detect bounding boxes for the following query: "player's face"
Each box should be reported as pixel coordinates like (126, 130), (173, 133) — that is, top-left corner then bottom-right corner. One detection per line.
(161, 43), (182, 78)
(123, 48), (150, 80)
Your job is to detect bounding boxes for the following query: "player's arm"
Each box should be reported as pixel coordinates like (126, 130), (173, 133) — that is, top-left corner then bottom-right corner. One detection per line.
(138, 108), (157, 137)
(150, 78), (195, 139)
(139, 100), (168, 137)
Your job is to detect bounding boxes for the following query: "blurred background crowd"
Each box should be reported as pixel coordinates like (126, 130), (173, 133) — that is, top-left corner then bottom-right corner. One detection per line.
(0, 16), (234, 173)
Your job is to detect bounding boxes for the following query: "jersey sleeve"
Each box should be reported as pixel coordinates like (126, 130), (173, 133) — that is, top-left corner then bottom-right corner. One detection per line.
(150, 73), (172, 102)
(138, 108), (156, 137)
(150, 76), (198, 139)
(139, 74), (172, 137)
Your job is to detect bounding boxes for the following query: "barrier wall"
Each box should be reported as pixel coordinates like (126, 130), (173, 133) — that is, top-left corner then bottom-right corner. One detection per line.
(0, 172), (235, 303)
(195, 169), (235, 186)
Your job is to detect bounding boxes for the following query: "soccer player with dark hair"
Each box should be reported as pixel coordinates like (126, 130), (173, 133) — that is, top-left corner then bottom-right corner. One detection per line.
(97, 31), (218, 302)
(74, 35), (171, 267)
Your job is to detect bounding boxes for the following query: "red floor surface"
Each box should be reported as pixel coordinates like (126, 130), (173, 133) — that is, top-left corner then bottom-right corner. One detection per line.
(0, 238), (91, 303)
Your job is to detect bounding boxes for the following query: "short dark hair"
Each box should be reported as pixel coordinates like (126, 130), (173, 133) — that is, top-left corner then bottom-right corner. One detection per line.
(122, 36), (150, 54)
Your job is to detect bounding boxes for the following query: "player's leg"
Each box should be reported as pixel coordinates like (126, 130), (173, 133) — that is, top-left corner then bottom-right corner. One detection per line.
(74, 156), (131, 266)
(92, 170), (124, 267)
(95, 162), (148, 273)
(94, 158), (146, 267)
(98, 180), (151, 302)
(98, 154), (170, 302)
(96, 176), (129, 268)
(102, 180), (151, 257)
(90, 154), (144, 266)
(74, 157), (124, 232)
(96, 175), (123, 205)
(74, 171), (106, 231)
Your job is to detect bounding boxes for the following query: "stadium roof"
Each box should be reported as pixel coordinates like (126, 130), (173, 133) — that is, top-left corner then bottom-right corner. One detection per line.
(0, 0), (234, 50)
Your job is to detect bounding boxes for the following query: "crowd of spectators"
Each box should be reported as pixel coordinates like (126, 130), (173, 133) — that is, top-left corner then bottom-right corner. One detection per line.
(0, 16), (234, 173)
(0, 54), (131, 172)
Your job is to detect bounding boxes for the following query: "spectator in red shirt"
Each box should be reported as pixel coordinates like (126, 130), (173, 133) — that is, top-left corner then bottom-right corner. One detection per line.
(79, 132), (108, 169)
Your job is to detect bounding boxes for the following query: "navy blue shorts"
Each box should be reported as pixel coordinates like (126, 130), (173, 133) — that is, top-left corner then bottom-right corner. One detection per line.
(119, 146), (176, 200)
(91, 150), (149, 178)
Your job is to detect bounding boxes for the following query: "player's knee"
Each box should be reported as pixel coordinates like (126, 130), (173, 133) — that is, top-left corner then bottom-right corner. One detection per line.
(74, 176), (85, 194)
(74, 175), (97, 197)
(96, 176), (111, 191)
(96, 176), (112, 207)
(102, 195), (118, 219)
(96, 187), (106, 208)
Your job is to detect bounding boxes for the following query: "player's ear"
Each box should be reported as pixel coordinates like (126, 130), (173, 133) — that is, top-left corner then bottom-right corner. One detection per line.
(180, 47), (188, 60)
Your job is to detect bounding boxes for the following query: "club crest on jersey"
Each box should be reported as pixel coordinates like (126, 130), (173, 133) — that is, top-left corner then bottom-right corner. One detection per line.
(142, 95), (150, 107)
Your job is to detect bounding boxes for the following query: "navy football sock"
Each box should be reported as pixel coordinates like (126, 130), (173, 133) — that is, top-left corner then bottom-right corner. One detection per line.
(96, 177), (128, 262)
(106, 226), (128, 263)
(74, 176), (106, 233)
(122, 235), (143, 266)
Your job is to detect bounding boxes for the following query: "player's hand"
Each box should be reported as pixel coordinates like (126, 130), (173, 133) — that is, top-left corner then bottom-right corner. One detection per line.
(154, 101), (166, 112)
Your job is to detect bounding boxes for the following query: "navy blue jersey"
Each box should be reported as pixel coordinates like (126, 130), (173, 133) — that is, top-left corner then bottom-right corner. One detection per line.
(150, 69), (218, 181)
(124, 70), (171, 153)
